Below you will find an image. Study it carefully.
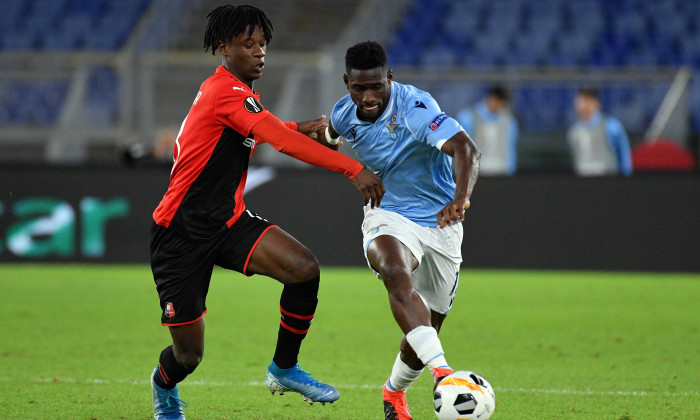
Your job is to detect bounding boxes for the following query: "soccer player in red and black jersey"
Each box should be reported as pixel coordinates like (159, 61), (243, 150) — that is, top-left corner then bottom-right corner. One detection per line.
(149, 5), (384, 419)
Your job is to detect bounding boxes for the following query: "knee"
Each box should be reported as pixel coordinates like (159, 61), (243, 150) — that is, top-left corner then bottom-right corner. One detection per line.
(176, 349), (203, 372)
(290, 252), (320, 282)
(380, 260), (412, 283)
(381, 264), (413, 298)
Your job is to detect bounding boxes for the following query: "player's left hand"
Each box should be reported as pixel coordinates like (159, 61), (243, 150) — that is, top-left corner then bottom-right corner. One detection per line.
(437, 198), (470, 228)
(297, 115), (328, 140)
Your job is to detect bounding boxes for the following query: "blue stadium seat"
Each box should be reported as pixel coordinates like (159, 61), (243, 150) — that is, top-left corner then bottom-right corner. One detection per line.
(1, 30), (39, 50)
(442, 4), (477, 46)
(0, 81), (69, 126)
(420, 44), (458, 69)
(0, 1), (27, 34)
(0, 0), (153, 126)
(29, 0), (66, 19)
(85, 68), (119, 125)
(69, 0), (107, 15)
(0, 0), (151, 51)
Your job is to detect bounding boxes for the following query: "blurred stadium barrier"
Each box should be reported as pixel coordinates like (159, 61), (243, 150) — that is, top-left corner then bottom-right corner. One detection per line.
(1, 166), (698, 271)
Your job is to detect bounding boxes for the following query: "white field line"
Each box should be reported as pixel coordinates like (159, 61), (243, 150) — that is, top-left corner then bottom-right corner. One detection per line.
(19, 377), (700, 398)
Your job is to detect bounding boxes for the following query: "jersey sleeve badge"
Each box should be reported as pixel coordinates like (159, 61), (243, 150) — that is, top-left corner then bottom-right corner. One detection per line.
(244, 96), (264, 113)
(430, 113), (448, 130)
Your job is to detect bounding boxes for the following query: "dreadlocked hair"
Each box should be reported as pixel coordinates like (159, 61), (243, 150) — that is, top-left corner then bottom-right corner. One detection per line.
(203, 4), (273, 55)
(345, 41), (388, 73)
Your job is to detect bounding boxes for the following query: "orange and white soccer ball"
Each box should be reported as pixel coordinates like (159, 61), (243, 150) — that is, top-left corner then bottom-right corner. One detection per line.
(433, 371), (496, 420)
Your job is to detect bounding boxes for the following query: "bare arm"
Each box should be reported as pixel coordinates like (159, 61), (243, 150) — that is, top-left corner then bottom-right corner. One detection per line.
(436, 130), (481, 228)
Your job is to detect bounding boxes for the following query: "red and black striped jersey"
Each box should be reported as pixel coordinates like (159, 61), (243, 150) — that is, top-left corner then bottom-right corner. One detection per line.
(153, 66), (271, 240)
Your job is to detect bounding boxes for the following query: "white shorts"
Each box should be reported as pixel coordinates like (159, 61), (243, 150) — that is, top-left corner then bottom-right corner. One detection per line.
(361, 206), (463, 314)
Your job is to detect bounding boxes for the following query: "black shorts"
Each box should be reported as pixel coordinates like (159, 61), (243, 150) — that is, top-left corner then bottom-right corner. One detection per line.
(150, 210), (276, 326)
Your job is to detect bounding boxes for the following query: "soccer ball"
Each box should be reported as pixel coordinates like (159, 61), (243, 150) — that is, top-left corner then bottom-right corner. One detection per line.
(433, 371), (495, 420)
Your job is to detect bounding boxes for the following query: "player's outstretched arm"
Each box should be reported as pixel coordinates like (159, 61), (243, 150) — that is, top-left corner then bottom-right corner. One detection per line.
(437, 130), (481, 228)
(250, 114), (384, 207)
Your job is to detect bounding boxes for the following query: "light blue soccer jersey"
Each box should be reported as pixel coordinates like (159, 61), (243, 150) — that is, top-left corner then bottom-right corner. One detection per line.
(330, 82), (464, 227)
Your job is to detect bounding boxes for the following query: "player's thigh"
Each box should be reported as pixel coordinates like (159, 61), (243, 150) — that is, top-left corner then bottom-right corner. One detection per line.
(215, 209), (279, 275)
(367, 235), (419, 280)
(244, 226), (319, 284)
(362, 208), (422, 282)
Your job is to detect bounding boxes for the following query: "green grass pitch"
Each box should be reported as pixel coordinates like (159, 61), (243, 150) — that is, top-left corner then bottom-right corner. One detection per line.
(1, 265), (699, 419)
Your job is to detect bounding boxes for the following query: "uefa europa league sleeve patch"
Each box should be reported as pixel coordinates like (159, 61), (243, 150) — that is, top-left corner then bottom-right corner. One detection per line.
(244, 96), (264, 113)
(430, 113), (448, 130)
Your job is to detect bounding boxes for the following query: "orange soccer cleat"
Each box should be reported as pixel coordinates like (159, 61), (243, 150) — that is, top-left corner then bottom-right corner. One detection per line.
(383, 381), (412, 420)
(430, 367), (455, 385)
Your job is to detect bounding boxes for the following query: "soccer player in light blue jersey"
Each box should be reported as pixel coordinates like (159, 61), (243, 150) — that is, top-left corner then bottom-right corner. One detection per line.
(324, 41), (481, 420)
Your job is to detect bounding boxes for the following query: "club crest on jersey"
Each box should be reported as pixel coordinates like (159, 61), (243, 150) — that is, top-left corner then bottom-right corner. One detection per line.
(244, 96), (263, 113)
(430, 113), (448, 130)
(384, 114), (399, 140)
(164, 302), (175, 318)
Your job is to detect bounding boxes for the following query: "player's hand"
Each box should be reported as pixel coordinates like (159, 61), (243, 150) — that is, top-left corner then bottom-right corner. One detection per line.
(297, 115), (327, 140)
(351, 168), (385, 208)
(437, 198), (470, 228)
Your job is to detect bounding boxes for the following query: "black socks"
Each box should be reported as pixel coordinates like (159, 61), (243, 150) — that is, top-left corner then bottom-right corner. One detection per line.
(272, 276), (320, 369)
(153, 345), (193, 389)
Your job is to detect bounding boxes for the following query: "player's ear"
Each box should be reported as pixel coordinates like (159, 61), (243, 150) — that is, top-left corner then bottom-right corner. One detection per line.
(343, 74), (349, 89)
(387, 69), (393, 83)
(218, 41), (228, 56)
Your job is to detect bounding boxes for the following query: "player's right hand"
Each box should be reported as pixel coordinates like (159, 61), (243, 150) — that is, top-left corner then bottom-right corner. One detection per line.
(351, 168), (385, 208)
(297, 115), (327, 138)
(436, 198), (470, 228)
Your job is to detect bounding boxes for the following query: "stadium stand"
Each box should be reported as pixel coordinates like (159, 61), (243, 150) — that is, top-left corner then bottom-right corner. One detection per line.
(0, 0), (151, 51)
(0, 80), (68, 126)
(387, 0), (700, 136)
(0, 0), (152, 127)
(0, 0), (696, 168)
(175, 0), (361, 51)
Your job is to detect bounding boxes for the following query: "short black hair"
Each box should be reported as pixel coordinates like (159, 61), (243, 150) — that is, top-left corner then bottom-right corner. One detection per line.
(487, 85), (510, 102)
(577, 86), (600, 100)
(345, 41), (388, 73)
(203, 4), (273, 55)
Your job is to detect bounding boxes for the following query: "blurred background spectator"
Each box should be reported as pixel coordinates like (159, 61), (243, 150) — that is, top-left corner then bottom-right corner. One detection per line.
(457, 85), (518, 176)
(567, 87), (632, 177)
(121, 127), (176, 167)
